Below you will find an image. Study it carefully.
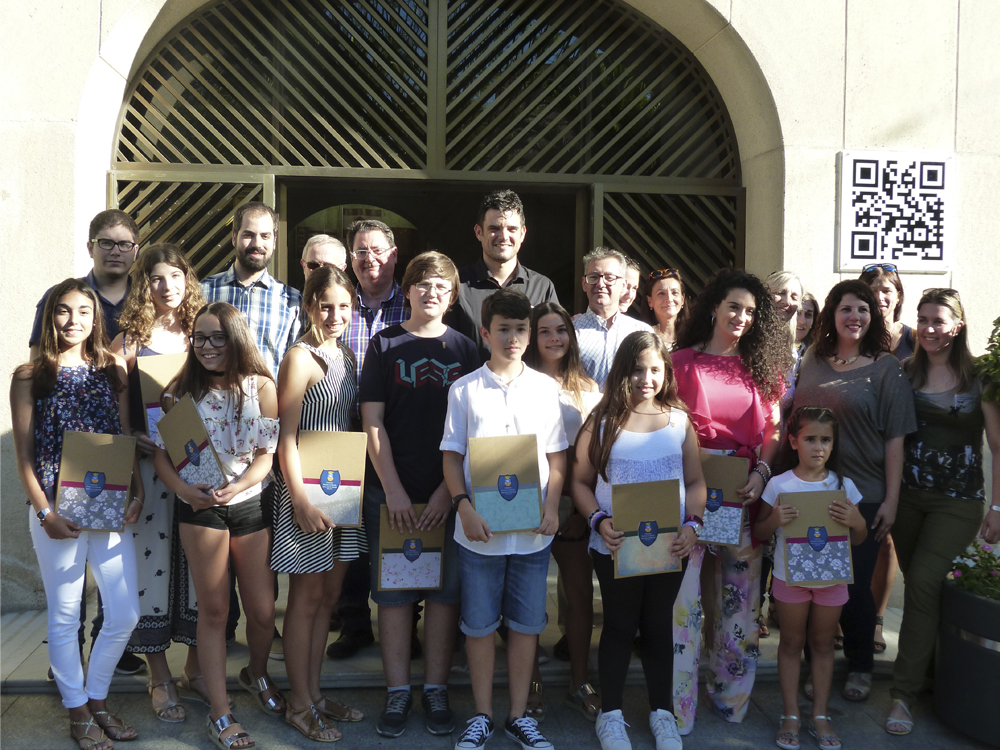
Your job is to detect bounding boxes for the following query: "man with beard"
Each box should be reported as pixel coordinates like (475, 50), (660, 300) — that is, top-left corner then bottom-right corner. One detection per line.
(201, 201), (302, 377)
(447, 190), (558, 362)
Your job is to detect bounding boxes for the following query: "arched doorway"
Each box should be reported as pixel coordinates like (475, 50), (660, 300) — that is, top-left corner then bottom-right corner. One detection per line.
(112, 0), (744, 305)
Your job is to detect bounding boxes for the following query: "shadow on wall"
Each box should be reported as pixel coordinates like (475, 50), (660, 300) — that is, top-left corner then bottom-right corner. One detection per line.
(2, 429), (45, 613)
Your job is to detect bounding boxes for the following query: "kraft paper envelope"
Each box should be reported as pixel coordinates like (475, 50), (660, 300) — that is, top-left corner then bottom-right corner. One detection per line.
(137, 352), (187, 443)
(296, 430), (367, 528)
(378, 503), (446, 591)
(156, 394), (228, 491)
(611, 479), (682, 578)
(781, 490), (854, 587)
(55, 430), (136, 531)
(698, 454), (750, 547)
(469, 434), (543, 534)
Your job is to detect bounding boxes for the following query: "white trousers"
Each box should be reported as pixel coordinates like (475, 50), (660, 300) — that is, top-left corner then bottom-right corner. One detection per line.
(30, 508), (140, 708)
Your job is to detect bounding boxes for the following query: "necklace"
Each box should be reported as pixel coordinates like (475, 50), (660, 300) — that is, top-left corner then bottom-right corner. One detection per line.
(830, 353), (859, 366)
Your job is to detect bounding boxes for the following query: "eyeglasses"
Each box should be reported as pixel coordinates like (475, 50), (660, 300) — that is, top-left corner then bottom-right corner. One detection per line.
(584, 272), (623, 286)
(414, 282), (452, 296)
(862, 263), (898, 273)
(190, 333), (229, 348)
(351, 245), (394, 261)
(648, 268), (681, 281)
(91, 238), (138, 252)
(305, 260), (337, 271)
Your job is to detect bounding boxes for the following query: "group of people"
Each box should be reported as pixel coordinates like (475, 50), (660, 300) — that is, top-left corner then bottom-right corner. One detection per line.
(11, 190), (1000, 750)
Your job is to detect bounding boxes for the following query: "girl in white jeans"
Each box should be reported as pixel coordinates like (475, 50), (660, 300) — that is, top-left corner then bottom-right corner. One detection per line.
(11, 279), (144, 749)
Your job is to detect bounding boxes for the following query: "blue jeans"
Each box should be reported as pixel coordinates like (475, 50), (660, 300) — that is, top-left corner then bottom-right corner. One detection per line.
(457, 544), (551, 637)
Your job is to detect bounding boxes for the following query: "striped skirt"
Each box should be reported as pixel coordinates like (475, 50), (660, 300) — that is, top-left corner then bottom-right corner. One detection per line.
(269, 471), (367, 574)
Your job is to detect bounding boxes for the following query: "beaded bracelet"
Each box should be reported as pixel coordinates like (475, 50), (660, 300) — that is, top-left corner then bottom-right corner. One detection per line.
(757, 459), (772, 480)
(751, 467), (768, 484)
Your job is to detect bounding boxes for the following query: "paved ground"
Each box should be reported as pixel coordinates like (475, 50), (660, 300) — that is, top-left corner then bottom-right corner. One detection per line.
(0, 675), (991, 750)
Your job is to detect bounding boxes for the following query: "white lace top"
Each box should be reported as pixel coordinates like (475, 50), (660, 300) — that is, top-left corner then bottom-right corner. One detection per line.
(590, 409), (689, 555)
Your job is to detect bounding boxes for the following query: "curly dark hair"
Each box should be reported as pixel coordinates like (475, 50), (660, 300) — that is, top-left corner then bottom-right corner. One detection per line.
(476, 190), (525, 227)
(814, 280), (890, 359)
(674, 267), (792, 404)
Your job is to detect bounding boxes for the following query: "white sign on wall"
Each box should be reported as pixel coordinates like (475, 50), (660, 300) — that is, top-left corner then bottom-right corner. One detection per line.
(836, 151), (953, 273)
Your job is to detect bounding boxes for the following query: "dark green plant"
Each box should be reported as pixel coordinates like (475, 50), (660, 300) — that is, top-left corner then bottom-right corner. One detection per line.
(978, 315), (1000, 403)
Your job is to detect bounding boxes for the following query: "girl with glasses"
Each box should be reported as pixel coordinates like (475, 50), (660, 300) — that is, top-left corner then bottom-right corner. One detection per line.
(644, 268), (688, 348)
(112, 244), (208, 723)
(154, 302), (281, 750)
(11, 278), (143, 749)
(272, 266), (365, 742)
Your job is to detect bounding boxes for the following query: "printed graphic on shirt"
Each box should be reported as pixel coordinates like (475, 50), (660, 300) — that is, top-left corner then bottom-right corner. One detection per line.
(394, 357), (464, 388)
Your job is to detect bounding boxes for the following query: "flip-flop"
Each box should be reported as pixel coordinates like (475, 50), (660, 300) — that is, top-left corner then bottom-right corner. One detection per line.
(885, 699), (914, 736)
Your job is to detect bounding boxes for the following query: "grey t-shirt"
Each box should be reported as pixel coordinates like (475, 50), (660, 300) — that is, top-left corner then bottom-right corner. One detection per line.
(793, 349), (917, 504)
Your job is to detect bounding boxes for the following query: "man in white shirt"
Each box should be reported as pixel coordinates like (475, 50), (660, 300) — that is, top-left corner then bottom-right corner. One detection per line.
(574, 247), (652, 389)
(300, 234), (348, 278)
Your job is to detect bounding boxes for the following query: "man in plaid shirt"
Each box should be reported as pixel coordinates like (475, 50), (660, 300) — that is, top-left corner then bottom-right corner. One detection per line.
(200, 201), (302, 377)
(328, 217), (410, 661)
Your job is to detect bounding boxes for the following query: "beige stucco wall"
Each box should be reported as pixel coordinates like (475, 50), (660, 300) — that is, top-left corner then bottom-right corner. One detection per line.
(3, 0), (998, 611)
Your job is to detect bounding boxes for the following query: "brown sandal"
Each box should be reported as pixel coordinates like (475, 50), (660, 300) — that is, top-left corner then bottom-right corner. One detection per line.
(92, 710), (137, 741)
(69, 717), (112, 750)
(526, 680), (544, 723)
(286, 704), (342, 742)
(314, 696), (364, 722)
(238, 665), (285, 716)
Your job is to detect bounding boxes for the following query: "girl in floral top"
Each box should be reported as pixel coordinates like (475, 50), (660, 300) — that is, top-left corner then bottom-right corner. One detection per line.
(154, 302), (279, 750)
(11, 278), (144, 750)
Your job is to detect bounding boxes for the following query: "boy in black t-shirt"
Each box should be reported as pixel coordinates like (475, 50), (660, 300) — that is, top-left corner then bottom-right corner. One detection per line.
(360, 252), (480, 738)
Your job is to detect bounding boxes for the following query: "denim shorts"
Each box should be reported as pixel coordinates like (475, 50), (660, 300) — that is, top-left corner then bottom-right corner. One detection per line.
(363, 486), (461, 608)
(457, 544), (551, 637)
(176, 493), (267, 537)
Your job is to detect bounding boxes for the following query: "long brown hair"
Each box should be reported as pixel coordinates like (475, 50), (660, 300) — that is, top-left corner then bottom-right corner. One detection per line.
(300, 265), (357, 368)
(585, 331), (687, 482)
(167, 302), (273, 416)
(525, 302), (594, 410)
(814, 280), (889, 359)
(118, 244), (205, 348)
(904, 288), (975, 393)
(31, 278), (123, 399)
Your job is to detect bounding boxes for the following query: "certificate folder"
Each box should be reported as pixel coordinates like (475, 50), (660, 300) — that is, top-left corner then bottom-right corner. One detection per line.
(781, 490), (854, 587)
(611, 479), (682, 578)
(55, 430), (136, 531)
(378, 503), (446, 591)
(296, 430), (366, 528)
(698, 454), (749, 547)
(156, 394), (227, 491)
(469, 434), (543, 534)
(136, 352), (187, 443)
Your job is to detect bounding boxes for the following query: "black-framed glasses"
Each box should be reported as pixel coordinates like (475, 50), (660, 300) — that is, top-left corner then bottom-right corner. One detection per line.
(862, 263), (898, 273)
(584, 272), (623, 285)
(350, 245), (394, 260)
(190, 333), (229, 348)
(91, 238), (137, 252)
(648, 268), (681, 281)
(305, 260), (337, 271)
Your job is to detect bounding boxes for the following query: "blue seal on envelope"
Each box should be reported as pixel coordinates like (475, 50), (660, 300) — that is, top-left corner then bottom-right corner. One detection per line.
(84, 471), (106, 498)
(184, 439), (201, 467)
(320, 470), (341, 496)
(808, 526), (828, 551)
(403, 538), (422, 561)
(498, 474), (518, 501)
(706, 488), (722, 512)
(638, 521), (658, 547)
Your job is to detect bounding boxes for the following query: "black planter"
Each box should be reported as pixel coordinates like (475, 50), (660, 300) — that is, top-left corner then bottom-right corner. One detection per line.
(935, 580), (1000, 747)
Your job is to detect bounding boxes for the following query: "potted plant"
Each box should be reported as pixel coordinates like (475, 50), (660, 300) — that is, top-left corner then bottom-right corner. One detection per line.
(935, 537), (1000, 747)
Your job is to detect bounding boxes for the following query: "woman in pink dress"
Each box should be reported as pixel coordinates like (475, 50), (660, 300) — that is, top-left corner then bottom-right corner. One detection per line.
(669, 268), (792, 732)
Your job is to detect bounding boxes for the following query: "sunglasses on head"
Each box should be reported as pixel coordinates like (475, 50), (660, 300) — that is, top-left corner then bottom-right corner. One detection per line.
(862, 263), (898, 273)
(648, 268), (681, 281)
(921, 287), (960, 299)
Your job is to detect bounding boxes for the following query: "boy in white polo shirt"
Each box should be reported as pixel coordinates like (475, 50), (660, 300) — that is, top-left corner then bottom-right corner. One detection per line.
(441, 289), (567, 750)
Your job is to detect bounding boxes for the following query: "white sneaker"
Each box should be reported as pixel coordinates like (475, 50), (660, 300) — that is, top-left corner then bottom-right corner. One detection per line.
(649, 709), (682, 750)
(596, 709), (632, 750)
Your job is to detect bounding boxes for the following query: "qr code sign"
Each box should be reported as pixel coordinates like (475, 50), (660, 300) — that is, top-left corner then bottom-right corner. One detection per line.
(837, 151), (952, 272)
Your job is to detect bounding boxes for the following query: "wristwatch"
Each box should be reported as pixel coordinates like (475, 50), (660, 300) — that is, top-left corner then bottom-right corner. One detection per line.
(36, 507), (51, 525)
(451, 493), (470, 511)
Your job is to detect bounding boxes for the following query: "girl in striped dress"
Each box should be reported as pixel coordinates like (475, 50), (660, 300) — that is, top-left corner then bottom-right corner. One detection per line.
(272, 266), (365, 742)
